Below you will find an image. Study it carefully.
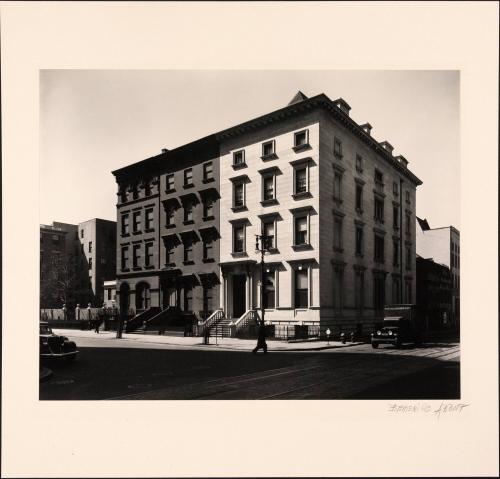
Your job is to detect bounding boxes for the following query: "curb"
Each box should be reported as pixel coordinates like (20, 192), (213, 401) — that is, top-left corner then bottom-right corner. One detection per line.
(40, 367), (53, 382)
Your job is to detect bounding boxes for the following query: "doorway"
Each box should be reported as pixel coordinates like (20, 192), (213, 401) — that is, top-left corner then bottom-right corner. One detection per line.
(119, 282), (130, 317)
(232, 274), (246, 318)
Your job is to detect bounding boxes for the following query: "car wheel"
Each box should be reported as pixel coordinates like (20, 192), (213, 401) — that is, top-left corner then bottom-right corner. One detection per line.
(371, 342), (379, 349)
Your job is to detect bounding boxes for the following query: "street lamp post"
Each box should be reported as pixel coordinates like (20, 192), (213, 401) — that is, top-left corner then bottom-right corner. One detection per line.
(255, 229), (272, 328)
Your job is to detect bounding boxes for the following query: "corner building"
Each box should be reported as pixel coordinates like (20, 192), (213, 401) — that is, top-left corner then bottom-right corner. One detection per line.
(218, 92), (422, 332)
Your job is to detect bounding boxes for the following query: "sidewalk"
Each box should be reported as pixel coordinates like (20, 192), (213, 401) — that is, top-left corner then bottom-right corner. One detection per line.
(52, 328), (364, 352)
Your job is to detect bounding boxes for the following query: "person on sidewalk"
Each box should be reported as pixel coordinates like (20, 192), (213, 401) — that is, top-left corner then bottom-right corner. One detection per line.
(252, 320), (268, 354)
(94, 320), (100, 334)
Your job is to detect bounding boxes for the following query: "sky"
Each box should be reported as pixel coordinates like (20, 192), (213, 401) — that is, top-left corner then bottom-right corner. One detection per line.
(40, 70), (460, 228)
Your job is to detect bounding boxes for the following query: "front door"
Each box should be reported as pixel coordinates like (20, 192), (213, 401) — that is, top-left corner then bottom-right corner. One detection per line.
(232, 274), (246, 319)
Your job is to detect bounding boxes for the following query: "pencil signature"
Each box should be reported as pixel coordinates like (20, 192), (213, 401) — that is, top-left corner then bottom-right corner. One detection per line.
(388, 401), (469, 419)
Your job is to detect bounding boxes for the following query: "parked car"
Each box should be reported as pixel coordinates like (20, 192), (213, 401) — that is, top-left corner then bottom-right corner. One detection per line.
(371, 316), (421, 348)
(40, 322), (78, 361)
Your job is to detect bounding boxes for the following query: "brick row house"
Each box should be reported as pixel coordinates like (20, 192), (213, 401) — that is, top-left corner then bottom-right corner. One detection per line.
(112, 91), (422, 333)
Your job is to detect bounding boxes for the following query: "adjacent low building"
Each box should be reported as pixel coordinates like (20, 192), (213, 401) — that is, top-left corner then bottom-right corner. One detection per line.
(416, 217), (460, 327)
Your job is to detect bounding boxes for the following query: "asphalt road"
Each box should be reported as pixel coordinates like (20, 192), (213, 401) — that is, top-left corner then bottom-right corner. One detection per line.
(40, 336), (460, 400)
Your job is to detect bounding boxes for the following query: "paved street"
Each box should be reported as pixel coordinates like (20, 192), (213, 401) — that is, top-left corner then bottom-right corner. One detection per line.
(40, 331), (460, 400)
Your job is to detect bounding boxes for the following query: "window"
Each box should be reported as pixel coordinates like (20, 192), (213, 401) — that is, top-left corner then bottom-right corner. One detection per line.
(184, 168), (193, 187)
(294, 269), (308, 308)
(393, 240), (399, 266)
(334, 138), (343, 158)
(375, 169), (384, 184)
(406, 191), (411, 203)
(393, 182), (399, 196)
(355, 227), (363, 256)
(262, 140), (275, 157)
(405, 212), (411, 234)
(233, 225), (245, 253)
(294, 129), (309, 148)
(354, 270), (364, 312)
(166, 174), (175, 192)
(184, 202), (193, 223)
(203, 285), (214, 313)
(133, 211), (142, 233)
(121, 214), (129, 235)
(356, 154), (363, 172)
(51, 234), (60, 245)
(333, 218), (343, 251)
(136, 283), (151, 310)
(392, 277), (401, 303)
(263, 220), (275, 249)
(203, 199), (214, 219)
(183, 238), (193, 263)
(80, 229), (84, 238)
(145, 208), (154, 230)
(233, 150), (245, 166)
(145, 242), (153, 267)
(333, 172), (342, 202)
(203, 238), (213, 260)
(203, 162), (213, 182)
(165, 243), (175, 265)
(393, 206), (399, 229)
(88, 241), (92, 253)
(132, 185), (139, 200)
(233, 182), (245, 208)
(332, 266), (343, 313)
(405, 281), (412, 303)
(144, 182), (152, 196)
(133, 244), (141, 268)
(355, 184), (363, 211)
(263, 271), (276, 309)
(374, 235), (385, 263)
(294, 216), (308, 246)
(406, 246), (412, 270)
(374, 197), (384, 223)
(166, 207), (175, 227)
(183, 286), (193, 312)
(107, 289), (112, 301)
(294, 167), (308, 194)
(262, 175), (275, 201)
(121, 246), (129, 270)
(88, 257), (92, 270)
(120, 190), (127, 203)
(373, 273), (385, 311)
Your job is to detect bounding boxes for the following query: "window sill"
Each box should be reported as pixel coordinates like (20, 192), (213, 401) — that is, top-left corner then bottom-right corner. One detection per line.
(260, 198), (278, 206)
(183, 220), (195, 226)
(165, 188), (176, 194)
(132, 267), (142, 271)
(165, 262), (176, 268)
(132, 230), (142, 235)
(202, 215), (215, 221)
(232, 162), (247, 170)
(144, 265), (155, 270)
(261, 153), (278, 161)
(292, 191), (312, 200)
(231, 252), (248, 258)
(121, 233), (130, 238)
(202, 258), (215, 263)
(202, 178), (215, 184)
(183, 183), (194, 189)
(165, 224), (176, 229)
(144, 228), (155, 233)
(183, 260), (195, 266)
(292, 143), (311, 153)
(231, 205), (248, 212)
(292, 243), (313, 251)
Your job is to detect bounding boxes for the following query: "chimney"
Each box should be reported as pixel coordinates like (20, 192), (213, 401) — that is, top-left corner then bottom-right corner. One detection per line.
(395, 155), (409, 168)
(161, 148), (169, 154)
(360, 123), (372, 136)
(380, 141), (394, 155)
(333, 98), (351, 116)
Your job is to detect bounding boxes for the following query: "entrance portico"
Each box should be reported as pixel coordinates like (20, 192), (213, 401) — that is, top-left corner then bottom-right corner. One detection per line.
(220, 260), (257, 320)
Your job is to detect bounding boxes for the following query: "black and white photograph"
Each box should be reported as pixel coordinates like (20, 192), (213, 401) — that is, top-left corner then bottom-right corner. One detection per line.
(1, 2), (498, 478)
(38, 70), (461, 401)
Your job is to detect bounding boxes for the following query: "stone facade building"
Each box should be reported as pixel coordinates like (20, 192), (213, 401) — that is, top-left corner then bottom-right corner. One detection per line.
(112, 91), (422, 332)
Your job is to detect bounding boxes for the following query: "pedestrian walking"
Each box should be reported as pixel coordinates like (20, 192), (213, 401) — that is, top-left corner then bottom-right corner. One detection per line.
(94, 319), (100, 334)
(252, 320), (268, 354)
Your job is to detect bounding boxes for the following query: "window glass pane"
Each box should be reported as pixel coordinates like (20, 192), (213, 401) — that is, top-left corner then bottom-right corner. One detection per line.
(295, 216), (308, 244)
(295, 168), (307, 193)
(263, 176), (274, 200)
(234, 183), (244, 206)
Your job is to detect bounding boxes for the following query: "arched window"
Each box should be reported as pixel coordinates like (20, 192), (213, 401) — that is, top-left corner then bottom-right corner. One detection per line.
(135, 282), (151, 310)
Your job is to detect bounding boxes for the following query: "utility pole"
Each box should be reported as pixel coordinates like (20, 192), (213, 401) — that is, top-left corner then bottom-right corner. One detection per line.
(255, 227), (272, 326)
